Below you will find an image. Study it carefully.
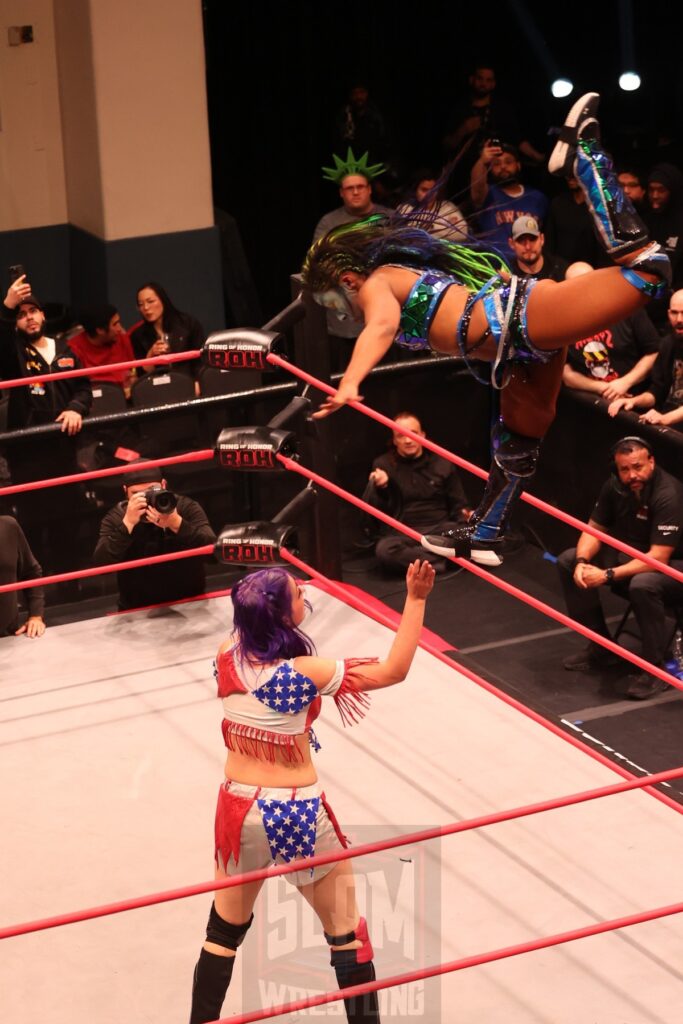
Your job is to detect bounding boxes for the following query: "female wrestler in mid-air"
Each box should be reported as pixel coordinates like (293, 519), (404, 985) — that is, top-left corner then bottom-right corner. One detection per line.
(302, 93), (671, 566)
(188, 560), (435, 1024)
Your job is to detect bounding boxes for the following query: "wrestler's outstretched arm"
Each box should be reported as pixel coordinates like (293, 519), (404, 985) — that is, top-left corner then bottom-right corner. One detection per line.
(313, 274), (401, 418)
(296, 560), (435, 688)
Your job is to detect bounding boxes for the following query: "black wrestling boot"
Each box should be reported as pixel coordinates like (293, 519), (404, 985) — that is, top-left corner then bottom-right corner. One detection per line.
(188, 948), (235, 1024)
(549, 92), (670, 293)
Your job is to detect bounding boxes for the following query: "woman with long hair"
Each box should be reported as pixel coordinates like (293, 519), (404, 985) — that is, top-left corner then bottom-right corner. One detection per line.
(188, 560), (435, 1024)
(131, 280), (205, 372)
(303, 94), (671, 567)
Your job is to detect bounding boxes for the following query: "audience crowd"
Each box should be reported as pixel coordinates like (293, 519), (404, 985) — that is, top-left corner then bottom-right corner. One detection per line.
(2, 63), (683, 704)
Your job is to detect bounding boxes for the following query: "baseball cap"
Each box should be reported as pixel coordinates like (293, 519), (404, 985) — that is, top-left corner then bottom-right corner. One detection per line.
(16, 294), (44, 312)
(511, 216), (541, 240)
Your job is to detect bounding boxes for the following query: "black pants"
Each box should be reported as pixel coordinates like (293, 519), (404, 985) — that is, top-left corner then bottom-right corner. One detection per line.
(557, 546), (683, 666)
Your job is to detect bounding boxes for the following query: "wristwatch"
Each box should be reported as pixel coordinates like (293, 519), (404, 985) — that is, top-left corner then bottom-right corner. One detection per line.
(604, 567), (615, 585)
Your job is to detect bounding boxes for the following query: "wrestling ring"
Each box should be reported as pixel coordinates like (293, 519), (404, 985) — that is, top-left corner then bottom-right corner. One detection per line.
(2, 305), (683, 1023)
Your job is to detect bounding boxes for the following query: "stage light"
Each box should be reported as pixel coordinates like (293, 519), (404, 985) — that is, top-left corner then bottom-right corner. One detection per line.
(551, 78), (574, 99)
(619, 71), (641, 91)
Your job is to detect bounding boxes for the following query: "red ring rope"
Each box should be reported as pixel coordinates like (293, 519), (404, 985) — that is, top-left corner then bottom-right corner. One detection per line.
(281, 548), (683, 815)
(0, 449), (214, 497)
(223, 898), (683, 1024)
(277, 453), (683, 692)
(0, 544), (214, 594)
(2, 761), (682, 941)
(0, 348), (201, 389)
(267, 353), (683, 586)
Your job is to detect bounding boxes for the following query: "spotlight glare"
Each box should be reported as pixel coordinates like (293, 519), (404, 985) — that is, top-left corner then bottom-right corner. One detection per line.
(619, 71), (641, 91)
(551, 78), (574, 99)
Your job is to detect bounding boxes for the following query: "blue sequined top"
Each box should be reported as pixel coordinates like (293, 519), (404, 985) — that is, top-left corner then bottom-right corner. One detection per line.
(393, 268), (457, 351)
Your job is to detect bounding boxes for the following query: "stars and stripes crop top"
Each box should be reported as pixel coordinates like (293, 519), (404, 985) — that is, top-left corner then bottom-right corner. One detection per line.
(393, 268), (457, 351)
(215, 649), (375, 763)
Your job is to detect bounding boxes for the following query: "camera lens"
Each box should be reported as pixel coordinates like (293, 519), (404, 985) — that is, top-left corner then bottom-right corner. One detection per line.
(145, 487), (177, 514)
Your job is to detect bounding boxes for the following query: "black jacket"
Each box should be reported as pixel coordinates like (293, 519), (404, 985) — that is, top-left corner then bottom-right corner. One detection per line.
(93, 495), (216, 610)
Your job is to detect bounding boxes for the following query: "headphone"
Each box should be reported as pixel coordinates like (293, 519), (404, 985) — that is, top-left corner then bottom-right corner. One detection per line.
(610, 435), (653, 460)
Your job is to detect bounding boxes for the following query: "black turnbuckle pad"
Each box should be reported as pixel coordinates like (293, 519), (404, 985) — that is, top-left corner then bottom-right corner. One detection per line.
(202, 330), (284, 371)
(215, 426), (297, 470)
(215, 522), (294, 564)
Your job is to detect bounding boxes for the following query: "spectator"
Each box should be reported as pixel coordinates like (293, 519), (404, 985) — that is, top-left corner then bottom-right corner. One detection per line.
(559, 437), (683, 700)
(68, 305), (136, 393)
(507, 215), (568, 281)
(443, 64), (543, 170)
(364, 412), (471, 574)
(544, 176), (604, 267)
(617, 168), (646, 210)
(93, 465), (216, 611)
(313, 150), (392, 364)
(130, 282), (204, 375)
(1, 276), (92, 434)
(334, 82), (390, 163)
(397, 168), (468, 241)
(0, 515), (45, 638)
(643, 164), (683, 288)
(614, 289), (683, 426)
(470, 142), (548, 255)
(562, 263), (659, 404)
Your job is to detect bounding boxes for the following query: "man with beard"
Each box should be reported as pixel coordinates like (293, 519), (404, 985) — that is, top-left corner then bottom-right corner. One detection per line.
(68, 305), (136, 393)
(1, 275), (91, 433)
(0, 275), (92, 573)
(558, 437), (683, 700)
(507, 216), (568, 281)
(470, 142), (549, 254)
(643, 164), (683, 288)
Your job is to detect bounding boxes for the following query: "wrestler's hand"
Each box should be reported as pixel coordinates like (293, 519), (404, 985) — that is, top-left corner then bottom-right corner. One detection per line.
(56, 409), (83, 435)
(16, 615), (46, 638)
(406, 559), (436, 600)
(4, 274), (32, 310)
(369, 468), (389, 488)
(312, 381), (363, 419)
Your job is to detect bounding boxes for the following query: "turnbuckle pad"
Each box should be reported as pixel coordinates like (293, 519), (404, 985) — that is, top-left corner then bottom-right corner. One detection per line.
(202, 330), (285, 371)
(214, 522), (295, 564)
(215, 426), (298, 470)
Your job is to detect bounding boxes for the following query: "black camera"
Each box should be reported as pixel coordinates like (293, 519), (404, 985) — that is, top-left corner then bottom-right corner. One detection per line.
(144, 486), (177, 514)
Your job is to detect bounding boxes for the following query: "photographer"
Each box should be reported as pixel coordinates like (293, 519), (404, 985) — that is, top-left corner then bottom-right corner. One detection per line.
(93, 465), (216, 611)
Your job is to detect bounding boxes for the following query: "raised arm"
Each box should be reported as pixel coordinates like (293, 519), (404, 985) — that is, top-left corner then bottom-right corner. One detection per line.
(297, 560), (436, 690)
(312, 273), (401, 418)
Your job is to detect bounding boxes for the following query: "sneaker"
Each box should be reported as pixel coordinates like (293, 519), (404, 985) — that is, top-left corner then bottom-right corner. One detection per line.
(421, 528), (504, 568)
(562, 642), (621, 672)
(548, 92), (600, 177)
(625, 672), (671, 700)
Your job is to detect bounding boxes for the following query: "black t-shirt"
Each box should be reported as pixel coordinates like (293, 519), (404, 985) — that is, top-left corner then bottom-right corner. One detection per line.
(509, 253), (568, 282)
(591, 466), (683, 556)
(566, 309), (659, 389)
(0, 516), (44, 635)
(649, 330), (683, 410)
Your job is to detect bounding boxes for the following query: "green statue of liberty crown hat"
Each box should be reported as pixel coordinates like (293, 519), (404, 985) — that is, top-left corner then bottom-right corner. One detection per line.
(322, 147), (386, 185)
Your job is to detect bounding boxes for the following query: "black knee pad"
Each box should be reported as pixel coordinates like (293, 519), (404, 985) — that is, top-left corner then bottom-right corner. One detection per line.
(205, 902), (253, 952)
(326, 918), (379, 1021)
(491, 420), (541, 480)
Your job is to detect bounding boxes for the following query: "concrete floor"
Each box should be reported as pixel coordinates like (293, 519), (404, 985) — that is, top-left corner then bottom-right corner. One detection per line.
(2, 584), (683, 1023)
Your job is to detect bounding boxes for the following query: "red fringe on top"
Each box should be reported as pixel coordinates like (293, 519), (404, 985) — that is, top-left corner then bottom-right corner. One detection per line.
(221, 719), (304, 763)
(333, 658), (376, 727)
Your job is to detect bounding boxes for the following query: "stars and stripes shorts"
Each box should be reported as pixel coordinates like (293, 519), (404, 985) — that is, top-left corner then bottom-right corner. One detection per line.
(215, 779), (348, 887)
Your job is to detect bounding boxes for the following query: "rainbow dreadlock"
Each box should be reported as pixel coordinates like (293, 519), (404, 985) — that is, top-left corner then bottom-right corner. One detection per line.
(301, 215), (509, 294)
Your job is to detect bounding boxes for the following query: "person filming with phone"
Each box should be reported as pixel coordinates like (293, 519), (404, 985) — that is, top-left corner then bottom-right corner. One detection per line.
(93, 464), (216, 611)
